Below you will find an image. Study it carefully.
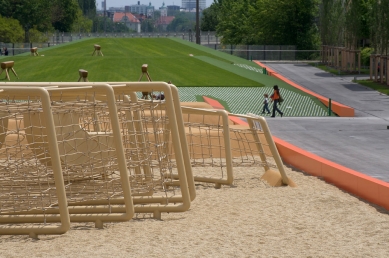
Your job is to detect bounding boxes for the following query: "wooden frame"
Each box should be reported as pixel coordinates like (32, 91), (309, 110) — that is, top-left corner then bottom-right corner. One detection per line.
(0, 84), (135, 237)
(0, 82), (195, 220)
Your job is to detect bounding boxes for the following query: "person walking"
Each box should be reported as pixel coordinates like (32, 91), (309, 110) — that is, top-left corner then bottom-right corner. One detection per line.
(270, 85), (283, 117)
(261, 93), (271, 114)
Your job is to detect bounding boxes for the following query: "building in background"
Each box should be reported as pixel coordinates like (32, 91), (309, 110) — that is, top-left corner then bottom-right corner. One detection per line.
(108, 7), (124, 12)
(159, 2), (167, 16)
(181, 0), (206, 11)
(127, 1), (155, 17)
(167, 5), (180, 16)
(113, 12), (141, 33)
(155, 16), (175, 31)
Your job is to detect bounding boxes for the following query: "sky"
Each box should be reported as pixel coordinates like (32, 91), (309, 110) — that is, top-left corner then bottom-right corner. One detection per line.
(99, 0), (213, 9)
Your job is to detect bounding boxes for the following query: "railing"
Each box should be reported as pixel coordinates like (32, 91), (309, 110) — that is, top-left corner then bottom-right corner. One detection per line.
(47, 31), (220, 45)
(0, 32), (320, 61)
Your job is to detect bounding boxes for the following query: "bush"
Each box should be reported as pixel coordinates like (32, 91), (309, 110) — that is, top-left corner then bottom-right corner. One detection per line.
(0, 15), (24, 43)
(360, 47), (374, 66)
(29, 26), (49, 43)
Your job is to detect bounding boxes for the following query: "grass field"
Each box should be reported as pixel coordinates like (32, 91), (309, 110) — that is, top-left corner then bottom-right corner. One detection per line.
(0, 38), (263, 86)
(0, 37), (331, 116)
(311, 63), (369, 75)
(356, 80), (389, 95)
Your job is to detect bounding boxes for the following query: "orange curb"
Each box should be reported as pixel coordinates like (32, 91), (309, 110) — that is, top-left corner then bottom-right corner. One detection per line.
(196, 96), (389, 211)
(253, 61), (354, 117)
(203, 96), (249, 125)
(274, 136), (389, 210)
(202, 96), (225, 109)
(228, 116), (249, 126)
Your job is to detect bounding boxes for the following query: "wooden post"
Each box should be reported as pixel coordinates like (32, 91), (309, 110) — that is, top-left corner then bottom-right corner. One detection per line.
(380, 56), (384, 83)
(370, 55), (373, 80)
(374, 55), (379, 82)
(331, 46), (335, 67)
(385, 56), (389, 86)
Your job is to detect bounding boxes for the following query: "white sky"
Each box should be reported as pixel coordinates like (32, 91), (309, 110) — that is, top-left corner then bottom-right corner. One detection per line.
(99, 0), (213, 9)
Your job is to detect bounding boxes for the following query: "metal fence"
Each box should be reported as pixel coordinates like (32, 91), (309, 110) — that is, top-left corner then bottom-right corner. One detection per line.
(0, 31), (221, 56)
(0, 32), (320, 61)
(210, 45), (320, 61)
(46, 31), (221, 45)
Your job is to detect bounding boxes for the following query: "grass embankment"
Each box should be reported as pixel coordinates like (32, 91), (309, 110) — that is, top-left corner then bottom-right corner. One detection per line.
(311, 63), (369, 75)
(311, 63), (389, 95)
(0, 38), (262, 87)
(356, 80), (389, 95)
(0, 38), (329, 115)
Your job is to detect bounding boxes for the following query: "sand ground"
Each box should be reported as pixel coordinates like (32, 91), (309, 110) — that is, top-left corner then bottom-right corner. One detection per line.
(1, 166), (389, 258)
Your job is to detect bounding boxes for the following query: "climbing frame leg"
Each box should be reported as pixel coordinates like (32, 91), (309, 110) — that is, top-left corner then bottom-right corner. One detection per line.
(11, 68), (18, 79)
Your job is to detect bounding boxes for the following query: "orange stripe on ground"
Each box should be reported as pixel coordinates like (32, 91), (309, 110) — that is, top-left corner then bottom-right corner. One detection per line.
(202, 96), (225, 109)
(253, 61), (354, 117)
(274, 136), (389, 210)
(228, 116), (249, 126)
(202, 96), (248, 125)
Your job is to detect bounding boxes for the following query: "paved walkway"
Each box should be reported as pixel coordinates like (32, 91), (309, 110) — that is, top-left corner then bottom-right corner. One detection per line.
(263, 63), (389, 182)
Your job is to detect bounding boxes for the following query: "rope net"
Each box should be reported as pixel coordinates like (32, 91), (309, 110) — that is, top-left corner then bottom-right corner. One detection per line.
(181, 109), (277, 182)
(0, 101), (59, 214)
(115, 95), (179, 199)
(230, 122), (277, 168)
(0, 98), (128, 215)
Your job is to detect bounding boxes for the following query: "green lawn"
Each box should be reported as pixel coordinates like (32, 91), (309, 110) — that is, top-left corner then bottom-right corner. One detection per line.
(356, 80), (389, 95)
(311, 63), (369, 75)
(0, 38), (262, 87)
(0, 37), (330, 116)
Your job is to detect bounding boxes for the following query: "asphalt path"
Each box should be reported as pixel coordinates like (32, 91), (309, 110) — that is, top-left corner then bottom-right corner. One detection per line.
(263, 63), (389, 182)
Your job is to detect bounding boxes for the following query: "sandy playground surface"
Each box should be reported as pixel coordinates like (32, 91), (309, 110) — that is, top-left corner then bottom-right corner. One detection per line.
(1, 165), (389, 258)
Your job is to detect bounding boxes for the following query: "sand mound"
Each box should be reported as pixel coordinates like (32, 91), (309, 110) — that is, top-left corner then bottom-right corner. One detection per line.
(1, 166), (389, 257)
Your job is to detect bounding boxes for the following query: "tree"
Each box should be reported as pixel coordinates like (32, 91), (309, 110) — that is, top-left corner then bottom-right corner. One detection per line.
(0, 15), (24, 42)
(167, 12), (195, 32)
(28, 26), (49, 42)
(344, 0), (372, 48)
(114, 22), (131, 33)
(217, 0), (260, 45)
(0, 0), (53, 41)
(319, 0), (347, 46)
(200, 2), (220, 31)
(77, 0), (96, 19)
(254, 0), (320, 49)
(0, 0), (80, 37)
(94, 15), (113, 33)
(51, 0), (79, 32)
(141, 19), (155, 33)
(370, 0), (389, 54)
(71, 8), (93, 33)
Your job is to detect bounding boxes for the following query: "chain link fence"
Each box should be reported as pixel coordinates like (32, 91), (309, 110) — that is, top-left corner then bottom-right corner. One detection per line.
(0, 31), (320, 61)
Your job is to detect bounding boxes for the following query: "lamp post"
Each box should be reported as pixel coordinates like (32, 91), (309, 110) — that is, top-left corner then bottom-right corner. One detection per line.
(195, 0), (200, 44)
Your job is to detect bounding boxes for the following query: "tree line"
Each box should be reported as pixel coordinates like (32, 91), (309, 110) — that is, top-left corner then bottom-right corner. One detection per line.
(0, 0), (200, 42)
(0, 0), (96, 43)
(1, 0), (388, 57)
(201, 0), (389, 55)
